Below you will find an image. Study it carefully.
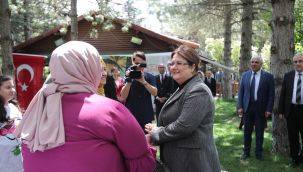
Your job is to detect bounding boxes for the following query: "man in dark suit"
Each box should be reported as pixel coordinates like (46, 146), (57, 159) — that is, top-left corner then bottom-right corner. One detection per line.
(237, 56), (274, 160)
(278, 53), (303, 167)
(154, 63), (174, 122)
(204, 70), (216, 97)
(104, 73), (118, 101)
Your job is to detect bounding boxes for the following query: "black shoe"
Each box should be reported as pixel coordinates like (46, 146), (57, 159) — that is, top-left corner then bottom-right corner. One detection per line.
(288, 159), (299, 168)
(241, 154), (249, 160)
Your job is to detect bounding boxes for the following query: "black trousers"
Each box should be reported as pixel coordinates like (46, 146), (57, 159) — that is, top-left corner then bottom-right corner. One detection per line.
(243, 101), (266, 157)
(286, 104), (303, 161)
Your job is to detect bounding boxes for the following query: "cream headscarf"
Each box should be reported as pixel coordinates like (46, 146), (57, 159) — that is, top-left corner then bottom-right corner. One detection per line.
(14, 41), (102, 152)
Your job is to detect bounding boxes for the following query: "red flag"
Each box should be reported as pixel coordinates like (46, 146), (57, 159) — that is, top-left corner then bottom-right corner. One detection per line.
(13, 53), (46, 111)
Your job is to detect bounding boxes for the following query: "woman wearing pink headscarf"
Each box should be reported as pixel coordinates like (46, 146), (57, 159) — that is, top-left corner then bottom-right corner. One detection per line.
(14, 41), (156, 172)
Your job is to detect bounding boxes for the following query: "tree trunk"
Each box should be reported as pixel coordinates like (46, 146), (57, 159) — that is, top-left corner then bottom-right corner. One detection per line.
(23, 0), (31, 40)
(70, 0), (78, 40)
(0, 0), (14, 76)
(222, 0), (233, 101)
(270, 0), (295, 156)
(239, 0), (253, 77)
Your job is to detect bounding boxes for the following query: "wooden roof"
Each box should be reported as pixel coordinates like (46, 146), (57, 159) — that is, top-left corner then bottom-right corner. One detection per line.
(13, 15), (200, 55)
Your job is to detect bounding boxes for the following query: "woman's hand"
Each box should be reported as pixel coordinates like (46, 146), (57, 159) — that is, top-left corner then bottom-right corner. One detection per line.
(145, 123), (157, 134)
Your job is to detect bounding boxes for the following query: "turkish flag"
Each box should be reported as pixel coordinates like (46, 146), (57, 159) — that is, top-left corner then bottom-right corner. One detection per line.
(13, 53), (46, 111)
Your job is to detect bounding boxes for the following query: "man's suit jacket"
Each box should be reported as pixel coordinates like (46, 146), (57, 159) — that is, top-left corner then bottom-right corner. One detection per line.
(151, 76), (220, 172)
(154, 74), (174, 105)
(104, 74), (118, 100)
(204, 77), (217, 96)
(278, 70), (296, 117)
(237, 70), (275, 114)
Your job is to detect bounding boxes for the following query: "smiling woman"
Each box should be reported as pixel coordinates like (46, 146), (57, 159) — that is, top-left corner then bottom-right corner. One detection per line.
(145, 45), (221, 172)
(0, 75), (23, 172)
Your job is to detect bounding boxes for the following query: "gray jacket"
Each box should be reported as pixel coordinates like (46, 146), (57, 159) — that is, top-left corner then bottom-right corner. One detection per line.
(152, 76), (221, 172)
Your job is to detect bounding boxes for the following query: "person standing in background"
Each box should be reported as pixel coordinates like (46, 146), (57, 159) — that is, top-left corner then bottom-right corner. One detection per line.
(104, 73), (118, 101)
(97, 59), (107, 96)
(120, 51), (157, 131)
(111, 67), (123, 101)
(154, 63), (174, 123)
(215, 68), (224, 97)
(278, 53), (303, 167)
(204, 70), (216, 97)
(237, 56), (274, 160)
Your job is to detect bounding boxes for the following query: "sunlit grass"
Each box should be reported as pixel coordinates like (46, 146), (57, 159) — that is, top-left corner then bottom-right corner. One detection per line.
(214, 99), (303, 172)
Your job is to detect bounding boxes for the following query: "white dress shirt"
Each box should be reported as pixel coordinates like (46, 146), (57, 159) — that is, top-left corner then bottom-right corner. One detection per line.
(250, 70), (261, 101)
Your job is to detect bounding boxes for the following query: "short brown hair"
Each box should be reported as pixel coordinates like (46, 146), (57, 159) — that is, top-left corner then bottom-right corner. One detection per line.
(171, 45), (200, 72)
(132, 51), (146, 61)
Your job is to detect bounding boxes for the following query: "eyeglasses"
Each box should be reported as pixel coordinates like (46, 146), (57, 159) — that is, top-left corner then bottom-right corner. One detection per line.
(293, 60), (303, 64)
(169, 61), (189, 67)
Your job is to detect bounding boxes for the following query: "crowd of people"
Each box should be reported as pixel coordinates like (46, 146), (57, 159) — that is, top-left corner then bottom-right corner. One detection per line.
(1, 40), (303, 171)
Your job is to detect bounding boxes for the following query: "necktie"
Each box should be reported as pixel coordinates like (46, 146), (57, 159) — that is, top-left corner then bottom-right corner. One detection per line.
(296, 73), (302, 104)
(160, 74), (163, 84)
(250, 72), (256, 101)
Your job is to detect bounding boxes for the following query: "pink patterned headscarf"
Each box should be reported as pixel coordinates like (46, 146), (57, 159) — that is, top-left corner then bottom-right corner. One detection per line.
(14, 41), (102, 152)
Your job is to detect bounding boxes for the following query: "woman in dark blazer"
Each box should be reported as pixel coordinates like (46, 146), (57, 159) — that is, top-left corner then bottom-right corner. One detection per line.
(146, 45), (220, 172)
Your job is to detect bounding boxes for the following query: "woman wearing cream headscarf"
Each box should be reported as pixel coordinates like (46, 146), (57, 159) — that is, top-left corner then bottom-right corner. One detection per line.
(14, 41), (156, 172)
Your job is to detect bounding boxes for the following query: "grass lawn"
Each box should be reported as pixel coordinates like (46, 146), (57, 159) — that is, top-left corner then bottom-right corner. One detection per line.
(214, 99), (303, 172)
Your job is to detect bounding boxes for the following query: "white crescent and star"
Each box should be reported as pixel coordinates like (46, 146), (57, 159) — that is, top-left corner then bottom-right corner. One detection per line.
(16, 64), (34, 92)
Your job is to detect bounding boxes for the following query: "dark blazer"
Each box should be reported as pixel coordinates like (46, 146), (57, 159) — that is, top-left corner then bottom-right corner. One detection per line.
(278, 70), (295, 117)
(237, 70), (275, 113)
(104, 74), (118, 101)
(204, 77), (216, 96)
(151, 76), (220, 172)
(154, 74), (174, 105)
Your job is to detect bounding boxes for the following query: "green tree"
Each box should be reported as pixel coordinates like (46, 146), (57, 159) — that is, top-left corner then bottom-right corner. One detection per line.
(295, 0), (303, 48)
(10, 0), (69, 44)
(205, 38), (224, 63)
(0, 0), (14, 75)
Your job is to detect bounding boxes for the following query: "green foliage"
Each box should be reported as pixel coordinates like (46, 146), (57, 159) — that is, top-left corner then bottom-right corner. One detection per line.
(214, 100), (303, 172)
(203, 38), (240, 70)
(295, 0), (303, 47)
(9, 0), (69, 44)
(205, 38), (224, 62)
(258, 42), (271, 71)
(147, 0), (225, 45)
(252, 1), (272, 52)
(295, 43), (303, 53)
(7, 0), (144, 43)
(147, 0), (275, 72)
